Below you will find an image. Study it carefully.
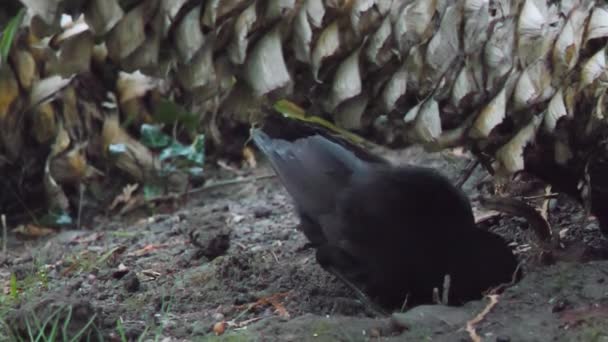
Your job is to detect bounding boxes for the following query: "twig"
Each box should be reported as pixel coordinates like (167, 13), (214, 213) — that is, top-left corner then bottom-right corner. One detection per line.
(187, 174), (277, 195)
(442, 274), (451, 305)
(466, 294), (499, 342)
(233, 316), (264, 328)
(456, 159), (480, 189)
(400, 293), (410, 312)
(540, 185), (552, 221)
(479, 196), (552, 243)
(120, 174), (277, 215)
(77, 183), (84, 230)
(270, 250), (280, 263)
(521, 193), (559, 201)
(489, 261), (524, 295)
(150, 174), (277, 203)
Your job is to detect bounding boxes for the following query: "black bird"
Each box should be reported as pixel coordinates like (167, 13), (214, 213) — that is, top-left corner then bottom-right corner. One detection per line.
(251, 116), (519, 310)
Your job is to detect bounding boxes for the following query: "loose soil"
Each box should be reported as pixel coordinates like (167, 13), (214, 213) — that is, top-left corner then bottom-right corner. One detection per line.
(1, 146), (607, 341)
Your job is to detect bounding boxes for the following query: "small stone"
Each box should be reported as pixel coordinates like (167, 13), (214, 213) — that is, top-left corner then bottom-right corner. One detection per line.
(496, 336), (511, 342)
(369, 328), (381, 338)
(123, 272), (140, 293)
(253, 205), (272, 218)
(551, 299), (569, 313)
(392, 304), (474, 330)
(234, 293), (254, 305)
(276, 230), (291, 241)
(585, 222), (599, 231)
(539, 251), (556, 266)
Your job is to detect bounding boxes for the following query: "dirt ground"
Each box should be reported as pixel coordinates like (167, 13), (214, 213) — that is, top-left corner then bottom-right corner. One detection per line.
(2, 146), (608, 341)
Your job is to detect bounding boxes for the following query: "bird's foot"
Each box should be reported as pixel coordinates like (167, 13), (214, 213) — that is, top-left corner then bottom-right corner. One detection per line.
(325, 265), (388, 317)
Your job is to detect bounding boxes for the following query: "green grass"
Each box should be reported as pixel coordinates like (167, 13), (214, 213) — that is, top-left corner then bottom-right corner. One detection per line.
(0, 7), (25, 65)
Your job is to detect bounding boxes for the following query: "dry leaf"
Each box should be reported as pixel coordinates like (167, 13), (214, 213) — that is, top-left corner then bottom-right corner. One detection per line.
(242, 146), (257, 168)
(213, 321), (227, 336)
(13, 224), (56, 238)
(109, 183), (140, 210)
(128, 244), (166, 257)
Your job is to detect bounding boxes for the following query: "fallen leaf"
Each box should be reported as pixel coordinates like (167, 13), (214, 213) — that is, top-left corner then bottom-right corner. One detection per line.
(466, 294), (499, 342)
(109, 183), (139, 210)
(235, 292), (291, 319)
(242, 146), (257, 168)
(128, 244), (164, 257)
(269, 298), (290, 319)
(213, 321), (227, 336)
(13, 224), (56, 238)
(70, 232), (103, 244)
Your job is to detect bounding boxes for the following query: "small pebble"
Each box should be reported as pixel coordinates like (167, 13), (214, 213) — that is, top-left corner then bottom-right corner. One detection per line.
(253, 206), (272, 218)
(123, 272), (141, 293)
(551, 299), (569, 313)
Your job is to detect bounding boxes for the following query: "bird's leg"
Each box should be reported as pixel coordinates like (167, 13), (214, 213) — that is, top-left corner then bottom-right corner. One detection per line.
(296, 211), (327, 249)
(325, 264), (389, 317)
(315, 246), (388, 317)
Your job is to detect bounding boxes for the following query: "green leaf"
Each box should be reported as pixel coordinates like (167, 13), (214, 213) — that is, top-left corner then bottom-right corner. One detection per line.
(158, 134), (205, 166)
(273, 99), (373, 147)
(0, 8), (25, 65)
(116, 318), (127, 342)
(153, 99), (199, 133)
(39, 210), (73, 227)
(188, 134), (205, 165)
(140, 124), (172, 148)
(158, 141), (187, 161)
(143, 184), (163, 200)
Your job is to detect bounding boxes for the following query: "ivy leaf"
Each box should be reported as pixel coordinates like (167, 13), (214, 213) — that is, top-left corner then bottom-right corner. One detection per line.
(158, 134), (205, 166)
(153, 99), (199, 133)
(140, 124), (172, 148)
(143, 184), (163, 201)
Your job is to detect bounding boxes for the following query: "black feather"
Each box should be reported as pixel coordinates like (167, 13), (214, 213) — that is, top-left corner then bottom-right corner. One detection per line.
(252, 116), (519, 309)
